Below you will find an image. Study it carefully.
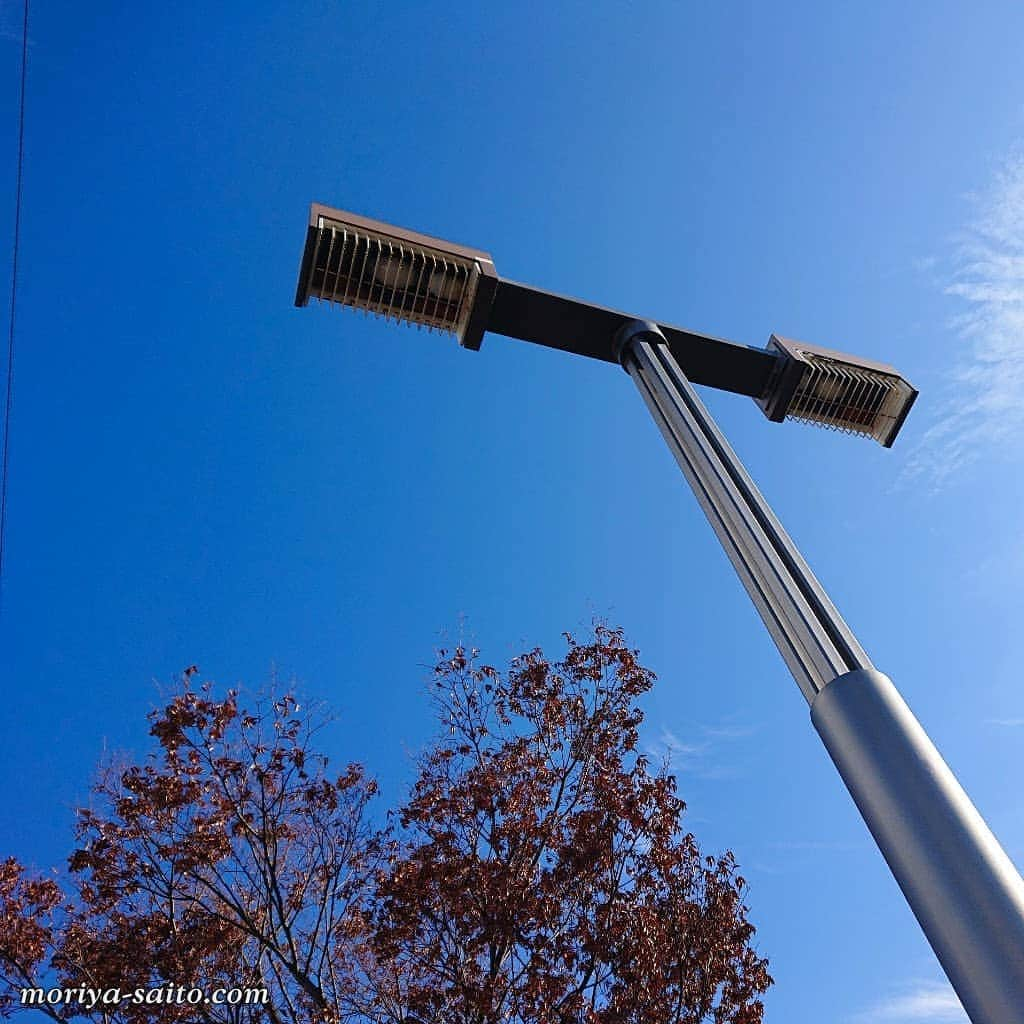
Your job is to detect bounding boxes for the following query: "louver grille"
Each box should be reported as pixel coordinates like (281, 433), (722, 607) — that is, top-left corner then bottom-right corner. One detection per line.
(787, 352), (916, 445)
(306, 224), (478, 335)
(295, 204), (497, 349)
(758, 335), (917, 447)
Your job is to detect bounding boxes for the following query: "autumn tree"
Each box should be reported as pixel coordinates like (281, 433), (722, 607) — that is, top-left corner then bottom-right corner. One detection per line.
(372, 625), (771, 1024)
(0, 626), (771, 1024)
(0, 679), (382, 1024)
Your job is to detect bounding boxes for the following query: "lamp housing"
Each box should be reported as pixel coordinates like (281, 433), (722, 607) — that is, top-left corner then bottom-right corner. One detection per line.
(295, 203), (498, 350)
(756, 334), (917, 447)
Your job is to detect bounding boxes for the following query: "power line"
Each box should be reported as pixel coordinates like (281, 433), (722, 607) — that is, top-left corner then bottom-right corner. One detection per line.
(1, 0), (29, 621)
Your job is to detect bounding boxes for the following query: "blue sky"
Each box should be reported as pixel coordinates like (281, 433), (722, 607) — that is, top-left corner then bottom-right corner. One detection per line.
(2, 2), (1024, 1021)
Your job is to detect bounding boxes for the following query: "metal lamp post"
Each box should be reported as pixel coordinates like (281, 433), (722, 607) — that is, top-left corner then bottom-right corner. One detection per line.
(294, 203), (1024, 1023)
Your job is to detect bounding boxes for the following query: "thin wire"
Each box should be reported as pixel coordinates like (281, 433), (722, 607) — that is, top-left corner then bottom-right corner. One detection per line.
(1, 0), (29, 620)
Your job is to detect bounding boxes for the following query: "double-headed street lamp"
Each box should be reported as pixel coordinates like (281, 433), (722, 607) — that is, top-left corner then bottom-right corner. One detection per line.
(295, 203), (1024, 1024)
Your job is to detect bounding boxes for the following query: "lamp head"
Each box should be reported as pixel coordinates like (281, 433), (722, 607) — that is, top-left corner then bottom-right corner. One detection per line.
(757, 335), (917, 447)
(295, 204), (498, 350)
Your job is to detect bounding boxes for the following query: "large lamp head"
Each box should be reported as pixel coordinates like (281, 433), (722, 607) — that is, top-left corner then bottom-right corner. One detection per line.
(295, 203), (498, 350)
(756, 335), (917, 447)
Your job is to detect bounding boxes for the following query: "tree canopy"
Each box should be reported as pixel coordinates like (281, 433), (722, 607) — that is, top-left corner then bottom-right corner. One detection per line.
(0, 626), (771, 1023)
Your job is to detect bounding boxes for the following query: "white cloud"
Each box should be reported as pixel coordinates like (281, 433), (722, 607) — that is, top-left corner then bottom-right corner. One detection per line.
(652, 727), (708, 768)
(699, 723), (761, 741)
(988, 716), (1024, 727)
(904, 150), (1024, 487)
(647, 721), (760, 780)
(851, 980), (968, 1023)
(766, 838), (859, 852)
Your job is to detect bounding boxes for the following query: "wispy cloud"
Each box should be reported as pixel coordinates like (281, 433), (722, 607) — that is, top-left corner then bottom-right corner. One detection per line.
(904, 149), (1024, 487)
(746, 836), (864, 876)
(851, 980), (968, 1023)
(987, 716), (1024, 727)
(651, 728), (709, 772)
(698, 723), (761, 741)
(766, 838), (859, 852)
(647, 721), (761, 780)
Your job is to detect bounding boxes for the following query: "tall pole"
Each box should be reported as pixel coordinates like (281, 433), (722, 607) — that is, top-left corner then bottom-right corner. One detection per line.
(293, 204), (1023, 1020)
(615, 320), (1024, 1024)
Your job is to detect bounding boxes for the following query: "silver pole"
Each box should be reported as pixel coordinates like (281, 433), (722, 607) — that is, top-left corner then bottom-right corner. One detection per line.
(814, 669), (1024, 1023)
(616, 320), (1024, 1024)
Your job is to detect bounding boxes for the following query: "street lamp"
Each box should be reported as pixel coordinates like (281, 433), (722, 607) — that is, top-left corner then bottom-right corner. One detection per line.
(295, 203), (1024, 1024)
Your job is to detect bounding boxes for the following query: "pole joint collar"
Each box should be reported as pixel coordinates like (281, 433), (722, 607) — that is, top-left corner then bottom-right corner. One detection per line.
(613, 319), (666, 370)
